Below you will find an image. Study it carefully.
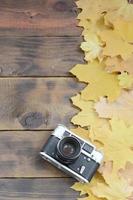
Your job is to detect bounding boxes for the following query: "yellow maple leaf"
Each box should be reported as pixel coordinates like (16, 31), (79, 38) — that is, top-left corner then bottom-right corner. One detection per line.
(72, 173), (104, 200)
(71, 126), (91, 142)
(79, 16), (108, 35)
(70, 60), (120, 101)
(118, 72), (133, 89)
(113, 20), (133, 43)
(71, 127), (104, 150)
(99, 161), (133, 189)
(76, 0), (123, 23)
(80, 32), (103, 62)
(99, 30), (133, 60)
(105, 56), (133, 74)
(71, 94), (109, 129)
(95, 90), (133, 126)
(91, 177), (133, 200)
(105, 0), (133, 24)
(92, 119), (133, 174)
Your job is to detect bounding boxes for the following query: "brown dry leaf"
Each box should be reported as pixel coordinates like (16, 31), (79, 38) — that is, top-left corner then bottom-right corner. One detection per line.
(71, 94), (109, 129)
(70, 60), (120, 102)
(95, 90), (133, 126)
(105, 56), (133, 74)
(99, 30), (133, 60)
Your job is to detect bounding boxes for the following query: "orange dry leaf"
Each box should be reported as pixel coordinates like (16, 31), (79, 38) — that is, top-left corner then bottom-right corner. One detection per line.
(95, 90), (133, 126)
(99, 30), (133, 60)
(70, 60), (120, 101)
(105, 56), (133, 74)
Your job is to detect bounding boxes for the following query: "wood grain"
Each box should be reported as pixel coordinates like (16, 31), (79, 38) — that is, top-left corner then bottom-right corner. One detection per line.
(0, 178), (78, 200)
(0, 77), (84, 130)
(0, 131), (68, 177)
(0, 36), (83, 76)
(0, 0), (80, 36)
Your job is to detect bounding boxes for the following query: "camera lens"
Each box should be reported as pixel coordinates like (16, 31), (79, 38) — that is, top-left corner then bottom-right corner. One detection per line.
(56, 136), (81, 164)
(62, 143), (75, 157)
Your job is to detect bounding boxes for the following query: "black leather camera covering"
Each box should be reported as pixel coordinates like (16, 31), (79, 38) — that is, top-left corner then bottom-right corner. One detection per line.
(42, 135), (99, 181)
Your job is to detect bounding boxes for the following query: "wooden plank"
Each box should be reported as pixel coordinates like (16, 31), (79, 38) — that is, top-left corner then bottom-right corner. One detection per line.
(0, 77), (84, 130)
(0, 178), (78, 200)
(0, 36), (83, 76)
(0, 0), (80, 36)
(0, 131), (68, 177)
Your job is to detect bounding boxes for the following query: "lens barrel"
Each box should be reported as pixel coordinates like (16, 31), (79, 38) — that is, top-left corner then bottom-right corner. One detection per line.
(56, 136), (81, 164)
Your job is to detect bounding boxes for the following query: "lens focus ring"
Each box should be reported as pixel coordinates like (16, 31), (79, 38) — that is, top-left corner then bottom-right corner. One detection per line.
(56, 136), (81, 164)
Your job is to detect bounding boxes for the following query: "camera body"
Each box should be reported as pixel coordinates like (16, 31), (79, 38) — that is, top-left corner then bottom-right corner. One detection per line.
(40, 124), (103, 183)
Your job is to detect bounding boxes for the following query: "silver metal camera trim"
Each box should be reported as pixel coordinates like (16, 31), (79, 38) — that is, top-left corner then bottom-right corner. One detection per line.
(40, 151), (88, 183)
(40, 124), (103, 183)
(52, 124), (103, 164)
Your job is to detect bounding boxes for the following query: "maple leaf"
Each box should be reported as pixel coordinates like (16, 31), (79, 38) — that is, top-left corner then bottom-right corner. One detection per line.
(71, 126), (91, 142)
(118, 72), (133, 89)
(71, 127), (104, 150)
(105, 0), (133, 24)
(91, 176), (133, 200)
(79, 16), (109, 38)
(120, 162), (133, 187)
(71, 94), (109, 129)
(80, 32), (103, 62)
(72, 173), (104, 200)
(92, 119), (133, 174)
(99, 29), (133, 60)
(113, 20), (133, 43)
(76, 0), (123, 23)
(70, 60), (120, 101)
(105, 56), (133, 74)
(95, 90), (133, 126)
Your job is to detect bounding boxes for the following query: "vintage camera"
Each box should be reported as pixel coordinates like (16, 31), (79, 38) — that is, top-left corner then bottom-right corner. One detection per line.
(40, 124), (103, 183)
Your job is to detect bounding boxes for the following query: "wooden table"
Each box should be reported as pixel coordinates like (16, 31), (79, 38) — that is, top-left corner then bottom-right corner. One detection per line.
(0, 0), (84, 199)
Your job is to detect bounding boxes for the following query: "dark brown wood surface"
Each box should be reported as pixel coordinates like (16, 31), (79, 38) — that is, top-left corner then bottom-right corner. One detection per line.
(0, 78), (84, 130)
(0, 0), (81, 199)
(0, 131), (67, 177)
(0, 178), (78, 200)
(0, 0), (81, 36)
(0, 36), (83, 76)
